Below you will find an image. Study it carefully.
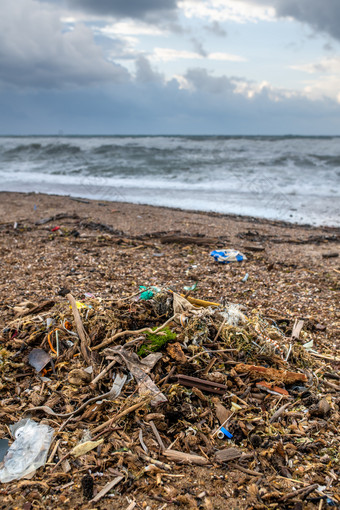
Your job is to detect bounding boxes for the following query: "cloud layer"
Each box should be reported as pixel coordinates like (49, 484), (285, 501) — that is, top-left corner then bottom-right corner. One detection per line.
(250, 0), (340, 41)
(47, 0), (178, 20)
(0, 0), (130, 89)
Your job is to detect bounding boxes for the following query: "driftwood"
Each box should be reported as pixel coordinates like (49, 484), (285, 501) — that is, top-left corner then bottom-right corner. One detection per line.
(175, 374), (228, 395)
(90, 475), (124, 503)
(163, 449), (209, 465)
(19, 300), (55, 317)
(234, 363), (307, 383)
(214, 447), (242, 463)
(66, 293), (92, 366)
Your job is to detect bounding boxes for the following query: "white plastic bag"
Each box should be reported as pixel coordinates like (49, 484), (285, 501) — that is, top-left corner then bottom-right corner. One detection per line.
(0, 419), (54, 483)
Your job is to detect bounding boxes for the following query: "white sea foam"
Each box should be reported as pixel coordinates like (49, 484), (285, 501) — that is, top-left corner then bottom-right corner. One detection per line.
(0, 135), (339, 226)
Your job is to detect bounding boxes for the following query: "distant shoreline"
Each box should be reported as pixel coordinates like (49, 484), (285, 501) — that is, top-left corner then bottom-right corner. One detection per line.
(1, 134), (340, 138)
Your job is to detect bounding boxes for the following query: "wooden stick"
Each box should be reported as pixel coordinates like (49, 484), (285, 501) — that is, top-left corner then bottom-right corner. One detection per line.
(149, 420), (165, 450)
(90, 360), (116, 388)
(163, 449), (209, 466)
(280, 483), (319, 501)
(235, 363), (307, 384)
(90, 475), (124, 503)
(230, 463), (263, 476)
(213, 318), (226, 342)
(92, 314), (177, 351)
(66, 293), (92, 365)
(92, 399), (149, 434)
(270, 402), (292, 423)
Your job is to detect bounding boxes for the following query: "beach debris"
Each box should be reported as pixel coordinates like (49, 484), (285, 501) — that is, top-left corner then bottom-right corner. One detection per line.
(256, 381), (289, 396)
(183, 282), (198, 292)
(163, 449), (209, 466)
(68, 368), (92, 386)
(81, 474), (94, 500)
(138, 285), (161, 301)
(0, 440), (9, 463)
(0, 279), (338, 507)
(214, 447), (243, 463)
(175, 374), (228, 395)
(28, 348), (51, 373)
(90, 475), (124, 503)
(217, 427), (233, 440)
(0, 419), (54, 483)
(210, 249), (247, 263)
(234, 363), (308, 383)
(104, 345), (167, 405)
(71, 439), (104, 458)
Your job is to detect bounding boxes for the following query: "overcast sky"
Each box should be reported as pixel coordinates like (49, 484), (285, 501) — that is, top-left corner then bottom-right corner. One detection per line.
(1, 0), (340, 135)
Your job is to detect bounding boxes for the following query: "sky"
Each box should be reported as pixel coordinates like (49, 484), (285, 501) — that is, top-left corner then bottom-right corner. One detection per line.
(1, 0), (340, 135)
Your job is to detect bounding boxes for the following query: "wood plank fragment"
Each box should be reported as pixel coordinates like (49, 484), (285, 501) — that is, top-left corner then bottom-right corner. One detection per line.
(234, 363), (307, 383)
(214, 447), (242, 463)
(163, 449), (209, 465)
(90, 475), (124, 503)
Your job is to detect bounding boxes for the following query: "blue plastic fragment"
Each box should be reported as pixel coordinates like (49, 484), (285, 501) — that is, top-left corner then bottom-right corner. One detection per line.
(220, 427), (233, 439)
(210, 249), (247, 264)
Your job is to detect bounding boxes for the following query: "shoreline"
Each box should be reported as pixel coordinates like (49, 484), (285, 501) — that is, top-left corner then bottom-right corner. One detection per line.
(1, 190), (339, 232)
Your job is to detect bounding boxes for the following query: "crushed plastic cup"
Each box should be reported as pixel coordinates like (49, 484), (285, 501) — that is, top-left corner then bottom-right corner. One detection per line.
(0, 419), (54, 483)
(210, 249), (247, 264)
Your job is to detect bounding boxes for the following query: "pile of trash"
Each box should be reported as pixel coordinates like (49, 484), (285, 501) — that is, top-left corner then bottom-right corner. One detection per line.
(0, 285), (339, 508)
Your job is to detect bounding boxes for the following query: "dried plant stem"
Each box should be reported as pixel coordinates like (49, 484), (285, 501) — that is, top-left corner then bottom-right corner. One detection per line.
(92, 314), (178, 351)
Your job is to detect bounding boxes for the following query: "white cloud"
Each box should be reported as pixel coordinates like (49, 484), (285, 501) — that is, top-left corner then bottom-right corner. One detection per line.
(152, 47), (246, 62)
(179, 0), (275, 23)
(208, 52), (246, 62)
(290, 56), (340, 102)
(291, 56), (340, 74)
(100, 20), (166, 37)
(152, 48), (201, 61)
(173, 67), (298, 103)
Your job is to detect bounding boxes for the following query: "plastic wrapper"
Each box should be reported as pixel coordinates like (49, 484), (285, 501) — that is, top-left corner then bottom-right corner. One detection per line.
(210, 249), (247, 263)
(0, 419), (54, 483)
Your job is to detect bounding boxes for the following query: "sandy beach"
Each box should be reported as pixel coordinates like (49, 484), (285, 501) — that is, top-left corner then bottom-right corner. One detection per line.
(0, 191), (339, 509)
(0, 191), (339, 314)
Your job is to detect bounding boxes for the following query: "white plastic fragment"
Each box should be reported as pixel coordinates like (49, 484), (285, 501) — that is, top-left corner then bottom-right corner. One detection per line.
(0, 419), (54, 483)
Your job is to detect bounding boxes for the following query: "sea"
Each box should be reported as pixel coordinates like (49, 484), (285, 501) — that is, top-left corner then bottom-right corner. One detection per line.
(0, 135), (339, 226)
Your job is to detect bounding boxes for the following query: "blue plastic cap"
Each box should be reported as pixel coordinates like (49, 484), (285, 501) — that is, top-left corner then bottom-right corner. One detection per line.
(220, 427), (233, 439)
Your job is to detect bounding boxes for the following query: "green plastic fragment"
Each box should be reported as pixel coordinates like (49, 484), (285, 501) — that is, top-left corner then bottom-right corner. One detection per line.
(139, 290), (154, 300)
(139, 285), (162, 301)
(183, 282), (197, 292)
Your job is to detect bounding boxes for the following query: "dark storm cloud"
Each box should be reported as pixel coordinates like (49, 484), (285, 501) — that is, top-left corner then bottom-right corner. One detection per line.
(135, 55), (164, 83)
(2, 76), (340, 135)
(0, 0), (130, 89)
(184, 68), (234, 94)
(53, 0), (178, 20)
(275, 0), (340, 40)
(250, 0), (340, 41)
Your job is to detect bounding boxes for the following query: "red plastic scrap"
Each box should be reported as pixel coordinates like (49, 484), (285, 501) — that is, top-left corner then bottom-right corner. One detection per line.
(256, 381), (289, 396)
